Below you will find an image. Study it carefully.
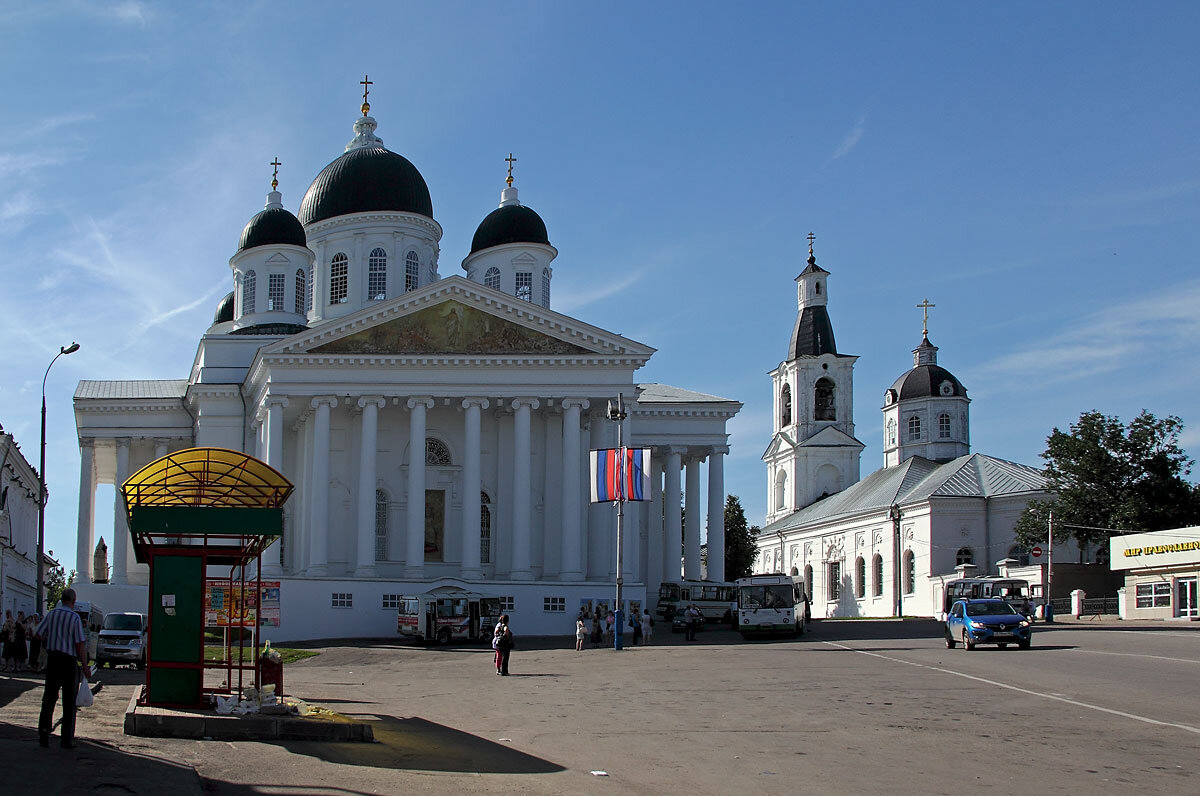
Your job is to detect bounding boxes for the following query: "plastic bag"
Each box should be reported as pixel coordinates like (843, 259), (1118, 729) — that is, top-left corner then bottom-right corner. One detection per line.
(76, 676), (94, 708)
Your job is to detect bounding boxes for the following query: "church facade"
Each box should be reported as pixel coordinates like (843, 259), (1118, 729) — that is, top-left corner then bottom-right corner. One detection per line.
(756, 248), (1053, 618)
(71, 97), (740, 640)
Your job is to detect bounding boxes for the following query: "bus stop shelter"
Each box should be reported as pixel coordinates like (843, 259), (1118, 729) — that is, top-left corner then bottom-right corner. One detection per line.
(122, 447), (293, 707)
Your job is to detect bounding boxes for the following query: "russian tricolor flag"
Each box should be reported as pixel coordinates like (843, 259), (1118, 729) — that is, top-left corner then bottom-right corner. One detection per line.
(590, 447), (651, 502)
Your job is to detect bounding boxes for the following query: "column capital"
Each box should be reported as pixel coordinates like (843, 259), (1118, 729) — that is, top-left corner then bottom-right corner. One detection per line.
(253, 407), (267, 427)
(511, 397), (541, 411)
(560, 398), (590, 411)
(265, 396), (290, 409)
(310, 395), (339, 410)
(79, 437), (95, 451)
(406, 396), (435, 410)
(460, 397), (491, 411)
(664, 445), (688, 457)
(115, 437), (131, 451)
(357, 395), (387, 410)
(709, 445), (730, 456)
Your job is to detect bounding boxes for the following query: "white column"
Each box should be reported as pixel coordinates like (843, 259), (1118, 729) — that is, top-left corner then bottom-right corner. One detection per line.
(459, 397), (489, 580)
(265, 399), (287, 470)
(355, 396), (385, 577)
(308, 396), (337, 576)
(111, 439), (131, 585)
(646, 453), (664, 597)
(707, 446), (727, 583)
(75, 440), (96, 584)
(510, 397), (540, 581)
(406, 397), (434, 578)
(253, 411), (266, 460)
(663, 447), (685, 583)
(620, 409), (640, 583)
(685, 455), (702, 581)
(559, 399), (588, 581)
(153, 438), (170, 461)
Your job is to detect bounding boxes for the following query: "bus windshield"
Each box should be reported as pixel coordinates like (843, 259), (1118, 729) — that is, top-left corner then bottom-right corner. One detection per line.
(739, 585), (794, 609)
(398, 599), (419, 616)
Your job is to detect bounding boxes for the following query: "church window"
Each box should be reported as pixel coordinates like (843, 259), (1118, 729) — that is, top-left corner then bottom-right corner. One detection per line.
(305, 264), (313, 311)
(780, 384), (792, 427)
(368, 247), (387, 300)
(814, 378), (835, 421)
(425, 438), (452, 466)
(803, 565), (813, 601)
(375, 489), (389, 561)
(907, 415), (922, 441)
(295, 269), (306, 314)
(955, 547), (973, 567)
(480, 492), (492, 564)
(268, 273), (285, 311)
(484, 267), (500, 290)
(542, 267), (550, 307)
(828, 561), (841, 601)
(1007, 545), (1030, 566)
(872, 554), (884, 597)
(938, 413), (952, 439)
(774, 470), (787, 511)
(904, 550), (916, 594)
(330, 253), (348, 304)
(242, 270), (256, 315)
(887, 419), (896, 447)
(405, 251), (419, 292)
(515, 271), (533, 302)
(855, 556), (866, 599)
(815, 281), (821, 295)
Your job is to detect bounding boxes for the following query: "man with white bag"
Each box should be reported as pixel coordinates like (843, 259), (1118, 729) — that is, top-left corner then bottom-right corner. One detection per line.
(35, 588), (92, 749)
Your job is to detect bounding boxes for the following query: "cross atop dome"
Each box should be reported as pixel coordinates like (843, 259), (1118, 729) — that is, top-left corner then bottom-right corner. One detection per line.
(360, 74), (372, 116)
(505, 153), (517, 187)
(270, 157), (281, 191)
(916, 298), (935, 339)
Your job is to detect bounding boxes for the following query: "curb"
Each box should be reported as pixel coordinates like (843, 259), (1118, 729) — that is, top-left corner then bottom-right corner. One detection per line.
(124, 691), (374, 742)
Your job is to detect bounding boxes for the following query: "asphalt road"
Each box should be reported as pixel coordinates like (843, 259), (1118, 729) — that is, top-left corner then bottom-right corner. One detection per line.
(3, 617), (1197, 795)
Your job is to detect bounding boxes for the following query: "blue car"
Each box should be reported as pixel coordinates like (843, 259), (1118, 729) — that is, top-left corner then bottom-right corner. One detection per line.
(945, 599), (1032, 650)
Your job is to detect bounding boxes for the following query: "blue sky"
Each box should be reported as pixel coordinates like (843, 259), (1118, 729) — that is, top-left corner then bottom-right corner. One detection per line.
(2, 2), (1198, 571)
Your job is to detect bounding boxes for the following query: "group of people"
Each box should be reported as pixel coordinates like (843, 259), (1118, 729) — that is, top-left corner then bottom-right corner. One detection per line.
(492, 613), (513, 675)
(1, 609), (44, 672)
(575, 609), (654, 650)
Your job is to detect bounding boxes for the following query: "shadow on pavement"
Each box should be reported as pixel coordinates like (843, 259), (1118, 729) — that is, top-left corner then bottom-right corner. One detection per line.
(267, 714), (565, 774)
(0, 673), (41, 710)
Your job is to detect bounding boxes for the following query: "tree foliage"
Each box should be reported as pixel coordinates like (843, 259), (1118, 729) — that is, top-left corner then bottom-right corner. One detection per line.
(723, 494), (760, 580)
(1014, 410), (1200, 549)
(45, 564), (75, 611)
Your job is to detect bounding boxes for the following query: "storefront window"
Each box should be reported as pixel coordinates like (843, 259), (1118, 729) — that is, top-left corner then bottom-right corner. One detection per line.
(1135, 582), (1171, 608)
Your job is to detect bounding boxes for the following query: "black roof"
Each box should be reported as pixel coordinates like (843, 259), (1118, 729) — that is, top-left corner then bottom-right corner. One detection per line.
(889, 364), (966, 400)
(298, 147), (433, 225)
(788, 305), (837, 359)
(213, 291), (235, 324)
(238, 207), (306, 252)
(470, 204), (550, 254)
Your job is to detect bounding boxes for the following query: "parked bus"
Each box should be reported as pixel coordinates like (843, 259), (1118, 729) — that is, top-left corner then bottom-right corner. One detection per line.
(72, 600), (104, 663)
(735, 574), (809, 638)
(942, 577), (1033, 618)
(397, 592), (502, 645)
(655, 580), (737, 625)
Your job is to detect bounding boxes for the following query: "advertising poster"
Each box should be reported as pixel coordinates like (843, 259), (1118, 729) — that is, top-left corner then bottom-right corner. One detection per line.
(578, 598), (594, 621)
(259, 582), (281, 628)
(205, 580), (280, 628)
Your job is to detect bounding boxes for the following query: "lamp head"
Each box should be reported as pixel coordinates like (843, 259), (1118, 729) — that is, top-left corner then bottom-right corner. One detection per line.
(62, 342), (80, 355)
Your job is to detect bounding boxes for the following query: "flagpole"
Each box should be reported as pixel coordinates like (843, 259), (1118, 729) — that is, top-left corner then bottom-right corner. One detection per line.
(610, 394), (626, 651)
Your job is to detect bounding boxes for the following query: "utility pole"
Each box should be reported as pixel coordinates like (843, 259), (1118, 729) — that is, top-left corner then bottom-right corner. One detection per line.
(608, 395), (627, 650)
(1046, 510), (1055, 623)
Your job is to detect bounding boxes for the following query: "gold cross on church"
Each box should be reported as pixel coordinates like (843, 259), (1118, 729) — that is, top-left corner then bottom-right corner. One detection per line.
(505, 153), (517, 186)
(360, 74), (373, 116)
(807, 231), (816, 255)
(270, 157), (281, 190)
(916, 298), (936, 337)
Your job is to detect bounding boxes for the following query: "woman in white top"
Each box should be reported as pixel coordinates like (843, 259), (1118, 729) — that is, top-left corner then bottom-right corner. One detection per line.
(575, 620), (587, 651)
(640, 610), (653, 645)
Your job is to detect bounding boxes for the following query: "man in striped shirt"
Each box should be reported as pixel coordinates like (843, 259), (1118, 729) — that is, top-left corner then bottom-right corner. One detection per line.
(35, 587), (92, 749)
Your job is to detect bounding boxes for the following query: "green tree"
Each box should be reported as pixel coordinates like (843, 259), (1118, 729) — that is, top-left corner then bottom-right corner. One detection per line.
(1014, 410), (1200, 550)
(45, 564), (75, 611)
(723, 494), (760, 580)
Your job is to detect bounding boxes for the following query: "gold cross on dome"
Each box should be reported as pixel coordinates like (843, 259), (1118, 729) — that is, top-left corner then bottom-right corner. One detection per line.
(505, 152), (517, 187)
(916, 298), (936, 337)
(360, 74), (373, 115)
(807, 231), (816, 255)
(270, 157), (281, 190)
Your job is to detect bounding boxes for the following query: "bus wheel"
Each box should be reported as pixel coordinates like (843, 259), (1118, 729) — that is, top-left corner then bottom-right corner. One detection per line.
(437, 629), (451, 646)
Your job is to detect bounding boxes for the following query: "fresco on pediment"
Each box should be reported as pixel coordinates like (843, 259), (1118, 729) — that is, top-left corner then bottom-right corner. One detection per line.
(310, 300), (594, 355)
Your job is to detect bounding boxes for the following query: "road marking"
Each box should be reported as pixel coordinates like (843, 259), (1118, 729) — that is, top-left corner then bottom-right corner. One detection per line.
(1068, 649), (1200, 664)
(822, 641), (1200, 736)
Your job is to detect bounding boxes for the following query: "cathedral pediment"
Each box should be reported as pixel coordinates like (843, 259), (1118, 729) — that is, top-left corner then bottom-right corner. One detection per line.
(795, 426), (865, 449)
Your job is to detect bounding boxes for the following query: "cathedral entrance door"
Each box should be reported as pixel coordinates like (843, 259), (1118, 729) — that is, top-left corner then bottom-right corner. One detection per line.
(425, 489), (445, 562)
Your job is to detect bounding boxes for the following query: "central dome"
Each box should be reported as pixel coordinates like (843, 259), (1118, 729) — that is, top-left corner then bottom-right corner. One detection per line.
(471, 204), (550, 253)
(298, 146), (433, 226)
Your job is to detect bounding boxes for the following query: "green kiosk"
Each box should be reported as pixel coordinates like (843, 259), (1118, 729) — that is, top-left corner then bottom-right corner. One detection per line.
(122, 447), (293, 708)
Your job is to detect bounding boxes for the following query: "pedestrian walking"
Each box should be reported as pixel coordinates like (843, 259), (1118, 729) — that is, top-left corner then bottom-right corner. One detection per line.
(13, 611), (27, 670)
(27, 614), (42, 672)
(35, 588), (92, 749)
(575, 619), (587, 651)
(1, 610), (17, 671)
(685, 603), (702, 641)
(631, 611), (642, 645)
(590, 617), (602, 648)
(641, 609), (653, 645)
(492, 614), (513, 675)
(605, 611), (615, 646)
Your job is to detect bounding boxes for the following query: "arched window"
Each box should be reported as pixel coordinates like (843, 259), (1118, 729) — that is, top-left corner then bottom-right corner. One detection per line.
(814, 281), (821, 295)
(541, 267), (551, 307)
(375, 489), (389, 561)
(242, 270), (256, 315)
(887, 419), (897, 446)
(425, 438), (452, 466)
(938, 413), (952, 439)
(294, 268), (306, 315)
(484, 267), (500, 290)
(956, 547), (974, 567)
(872, 554), (884, 597)
(480, 492), (492, 564)
(814, 378), (835, 421)
(268, 273), (285, 311)
(803, 565), (813, 601)
(305, 263), (313, 312)
(405, 251), (419, 292)
(855, 556), (866, 599)
(780, 384), (792, 427)
(329, 253), (348, 304)
(907, 415), (922, 441)
(515, 271), (533, 302)
(904, 550), (916, 594)
(1007, 545), (1030, 566)
(368, 247), (387, 300)
(774, 470), (788, 511)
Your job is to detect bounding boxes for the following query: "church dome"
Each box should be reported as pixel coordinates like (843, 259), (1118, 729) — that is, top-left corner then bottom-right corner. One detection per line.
(889, 364), (966, 400)
(470, 203), (550, 253)
(238, 206), (306, 252)
(298, 146), (433, 225)
(213, 291), (235, 324)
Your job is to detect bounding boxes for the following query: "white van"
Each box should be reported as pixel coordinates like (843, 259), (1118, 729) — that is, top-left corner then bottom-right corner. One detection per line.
(97, 612), (148, 669)
(72, 600), (104, 664)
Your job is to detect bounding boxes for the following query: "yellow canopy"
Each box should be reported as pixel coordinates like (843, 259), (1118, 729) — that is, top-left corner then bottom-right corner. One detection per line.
(122, 447), (293, 515)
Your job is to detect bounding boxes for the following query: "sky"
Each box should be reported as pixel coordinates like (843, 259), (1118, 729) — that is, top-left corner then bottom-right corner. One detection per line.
(2, 2), (1198, 573)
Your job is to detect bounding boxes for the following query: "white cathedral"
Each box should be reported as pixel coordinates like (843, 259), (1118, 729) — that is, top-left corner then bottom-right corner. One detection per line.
(71, 94), (740, 640)
(756, 244), (1052, 618)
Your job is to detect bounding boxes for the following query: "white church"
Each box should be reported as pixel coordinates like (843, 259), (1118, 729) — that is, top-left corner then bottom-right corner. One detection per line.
(756, 244), (1054, 618)
(71, 91), (740, 640)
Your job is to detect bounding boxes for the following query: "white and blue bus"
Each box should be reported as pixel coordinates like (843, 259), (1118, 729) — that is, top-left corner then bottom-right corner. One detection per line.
(735, 574), (809, 638)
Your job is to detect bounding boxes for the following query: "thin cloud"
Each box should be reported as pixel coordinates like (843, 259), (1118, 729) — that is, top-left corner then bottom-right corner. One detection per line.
(554, 269), (648, 313)
(832, 112), (867, 160)
(1058, 178), (1200, 209)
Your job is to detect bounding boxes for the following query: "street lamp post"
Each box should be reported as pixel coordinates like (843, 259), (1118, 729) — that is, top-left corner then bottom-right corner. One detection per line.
(608, 394), (628, 651)
(889, 503), (903, 617)
(37, 342), (80, 612)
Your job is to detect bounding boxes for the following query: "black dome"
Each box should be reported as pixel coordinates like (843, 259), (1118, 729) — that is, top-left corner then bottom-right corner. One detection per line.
(213, 291), (235, 324)
(238, 207), (306, 252)
(470, 204), (550, 254)
(298, 147), (433, 225)
(889, 365), (966, 400)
